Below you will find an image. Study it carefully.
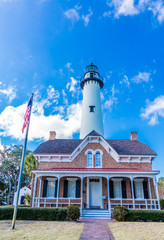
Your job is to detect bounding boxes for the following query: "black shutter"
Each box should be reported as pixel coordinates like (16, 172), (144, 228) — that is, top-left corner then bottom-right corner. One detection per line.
(143, 181), (149, 199)
(109, 180), (114, 198)
(76, 180), (80, 198)
(133, 181), (136, 199)
(121, 181), (127, 199)
(54, 180), (58, 198)
(42, 180), (48, 197)
(63, 180), (68, 198)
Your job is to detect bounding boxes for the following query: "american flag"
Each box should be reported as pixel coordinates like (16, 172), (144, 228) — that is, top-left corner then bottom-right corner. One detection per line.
(22, 95), (33, 133)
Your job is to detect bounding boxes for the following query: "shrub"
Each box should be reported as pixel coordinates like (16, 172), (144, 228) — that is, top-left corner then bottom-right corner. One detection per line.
(112, 206), (128, 221)
(0, 207), (66, 221)
(67, 205), (80, 221)
(126, 210), (164, 222)
(57, 208), (67, 221)
(160, 199), (164, 210)
(24, 193), (31, 205)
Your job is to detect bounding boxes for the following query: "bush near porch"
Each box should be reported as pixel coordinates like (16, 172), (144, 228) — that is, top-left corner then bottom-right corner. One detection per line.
(112, 206), (164, 222)
(0, 207), (67, 221)
(160, 199), (164, 209)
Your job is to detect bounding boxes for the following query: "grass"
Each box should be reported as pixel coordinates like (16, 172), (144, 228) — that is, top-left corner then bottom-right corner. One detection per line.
(108, 221), (164, 240)
(0, 220), (84, 240)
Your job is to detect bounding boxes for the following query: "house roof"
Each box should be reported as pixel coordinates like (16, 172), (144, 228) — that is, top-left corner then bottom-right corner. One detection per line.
(33, 137), (156, 156)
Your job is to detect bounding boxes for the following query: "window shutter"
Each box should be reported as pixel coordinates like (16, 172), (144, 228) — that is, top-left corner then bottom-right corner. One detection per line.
(121, 181), (127, 199)
(143, 181), (149, 199)
(76, 180), (80, 198)
(42, 180), (48, 197)
(133, 181), (136, 199)
(109, 180), (114, 198)
(63, 180), (68, 198)
(54, 180), (58, 198)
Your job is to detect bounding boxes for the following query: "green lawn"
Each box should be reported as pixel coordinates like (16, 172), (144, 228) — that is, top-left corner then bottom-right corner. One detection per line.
(109, 221), (164, 240)
(0, 220), (84, 240)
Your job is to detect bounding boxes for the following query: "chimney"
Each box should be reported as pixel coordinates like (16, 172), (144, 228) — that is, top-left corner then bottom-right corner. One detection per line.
(49, 131), (56, 140)
(130, 131), (138, 141)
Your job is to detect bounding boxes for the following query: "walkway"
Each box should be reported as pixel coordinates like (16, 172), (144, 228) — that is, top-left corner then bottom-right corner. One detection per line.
(79, 219), (115, 240)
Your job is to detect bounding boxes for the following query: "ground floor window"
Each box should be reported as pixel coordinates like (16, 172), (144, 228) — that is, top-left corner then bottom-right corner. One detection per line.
(47, 180), (56, 198)
(68, 180), (76, 198)
(113, 181), (122, 198)
(134, 180), (144, 199)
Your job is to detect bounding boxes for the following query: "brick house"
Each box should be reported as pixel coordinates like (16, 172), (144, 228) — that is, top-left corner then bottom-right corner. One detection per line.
(31, 63), (160, 218)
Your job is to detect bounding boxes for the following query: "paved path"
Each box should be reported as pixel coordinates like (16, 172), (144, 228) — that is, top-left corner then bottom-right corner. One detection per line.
(79, 219), (115, 240)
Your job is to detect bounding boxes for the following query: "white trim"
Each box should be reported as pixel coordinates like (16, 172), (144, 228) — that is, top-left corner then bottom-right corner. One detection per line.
(111, 178), (123, 182)
(47, 177), (57, 181)
(67, 178), (78, 181)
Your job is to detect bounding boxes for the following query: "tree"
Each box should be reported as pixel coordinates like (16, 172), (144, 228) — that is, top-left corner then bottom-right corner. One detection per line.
(0, 145), (31, 204)
(24, 154), (37, 177)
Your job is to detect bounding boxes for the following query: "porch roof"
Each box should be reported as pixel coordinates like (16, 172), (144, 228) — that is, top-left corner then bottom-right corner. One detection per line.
(34, 168), (159, 173)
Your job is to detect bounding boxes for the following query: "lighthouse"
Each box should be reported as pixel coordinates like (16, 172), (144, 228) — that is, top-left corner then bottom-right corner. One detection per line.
(80, 63), (104, 139)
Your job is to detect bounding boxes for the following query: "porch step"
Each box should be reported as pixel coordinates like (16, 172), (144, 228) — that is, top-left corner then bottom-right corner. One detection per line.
(81, 209), (111, 219)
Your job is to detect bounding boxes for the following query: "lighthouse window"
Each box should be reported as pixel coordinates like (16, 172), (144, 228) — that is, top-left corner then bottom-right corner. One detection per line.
(89, 106), (95, 112)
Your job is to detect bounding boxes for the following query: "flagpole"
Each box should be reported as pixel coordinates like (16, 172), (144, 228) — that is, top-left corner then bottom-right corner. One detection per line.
(11, 93), (34, 230)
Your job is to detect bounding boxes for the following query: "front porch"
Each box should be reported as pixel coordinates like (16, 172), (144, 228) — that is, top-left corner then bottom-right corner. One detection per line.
(32, 171), (161, 215)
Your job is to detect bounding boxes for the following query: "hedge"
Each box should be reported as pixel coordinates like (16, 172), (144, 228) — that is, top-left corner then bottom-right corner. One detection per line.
(126, 210), (164, 222)
(112, 206), (164, 222)
(0, 207), (67, 221)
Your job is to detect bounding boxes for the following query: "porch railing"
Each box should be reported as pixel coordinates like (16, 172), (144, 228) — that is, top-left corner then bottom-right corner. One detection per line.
(109, 198), (160, 210)
(33, 197), (81, 208)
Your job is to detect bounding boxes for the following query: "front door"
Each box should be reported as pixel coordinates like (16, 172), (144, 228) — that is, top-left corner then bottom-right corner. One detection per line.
(89, 179), (101, 208)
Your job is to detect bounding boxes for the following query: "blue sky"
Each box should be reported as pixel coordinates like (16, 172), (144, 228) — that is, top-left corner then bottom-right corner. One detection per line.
(0, 0), (164, 177)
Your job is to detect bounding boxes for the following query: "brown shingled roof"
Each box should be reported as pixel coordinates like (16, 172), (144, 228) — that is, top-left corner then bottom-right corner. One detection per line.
(33, 138), (156, 156)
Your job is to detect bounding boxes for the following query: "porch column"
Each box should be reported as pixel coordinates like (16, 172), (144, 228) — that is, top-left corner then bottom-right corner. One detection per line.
(81, 177), (83, 211)
(130, 177), (135, 209)
(107, 176), (111, 212)
(32, 175), (37, 207)
(154, 177), (161, 210)
(87, 177), (89, 208)
(56, 177), (60, 208)
(148, 178), (152, 209)
(38, 176), (42, 207)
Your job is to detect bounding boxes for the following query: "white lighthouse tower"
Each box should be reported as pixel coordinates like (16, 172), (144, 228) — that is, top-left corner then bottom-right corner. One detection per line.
(80, 63), (104, 139)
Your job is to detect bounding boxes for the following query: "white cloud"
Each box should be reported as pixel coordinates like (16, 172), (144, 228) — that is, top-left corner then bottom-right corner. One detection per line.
(149, 0), (164, 24)
(64, 5), (81, 23)
(65, 62), (74, 73)
(47, 85), (60, 104)
(82, 8), (93, 26)
(107, 0), (139, 18)
(120, 74), (130, 87)
(104, 84), (119, 110)
(105, 0), (164, 24)
(66, 77), (78, 94)
(0, 86), (16, 103)
(131, 72), (151, 83)
(140, 95), (164, 126)
(0, 97), (82, 140)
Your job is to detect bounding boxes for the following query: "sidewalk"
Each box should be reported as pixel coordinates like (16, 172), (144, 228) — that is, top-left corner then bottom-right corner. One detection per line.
(79, 219), (115, 240)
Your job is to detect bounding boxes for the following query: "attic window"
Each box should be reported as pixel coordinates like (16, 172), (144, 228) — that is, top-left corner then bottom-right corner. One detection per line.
(89, 106), (95, 112)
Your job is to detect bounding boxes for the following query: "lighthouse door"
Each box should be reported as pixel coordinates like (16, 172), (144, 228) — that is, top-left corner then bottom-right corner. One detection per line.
(89, 178), (101, 208)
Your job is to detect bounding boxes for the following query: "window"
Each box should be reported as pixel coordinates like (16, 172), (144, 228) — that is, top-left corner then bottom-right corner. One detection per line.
(89, 106), (95, 112)
(113, 181), (122, 198)
(95, 152), (101, 167)
(135, 181), (144, 199)
(87, 152), (93, 167)
(68, 180), (76, 198)
(47, 180), (56, 198)
(90, 72), (93, 78)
